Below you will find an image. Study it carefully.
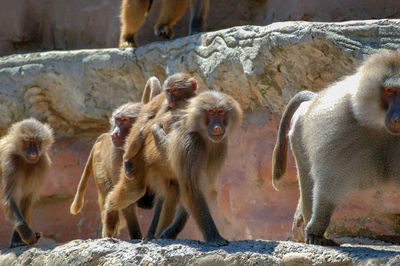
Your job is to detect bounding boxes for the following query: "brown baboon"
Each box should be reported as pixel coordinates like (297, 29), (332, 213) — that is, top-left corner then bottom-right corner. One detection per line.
(0, 118), (54, 248)
(103, 73), (197, 239)
(151, 91), (242, 246)
(272, 50), (400, 246)
(70, 77), (161, 239)
(119, 0), (209, 47)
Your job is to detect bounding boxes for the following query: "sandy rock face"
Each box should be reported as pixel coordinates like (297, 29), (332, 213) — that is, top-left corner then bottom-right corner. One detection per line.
(1, 20), (400, 251)
(1, 20), (400, 136)
(1, 238), (400, 265)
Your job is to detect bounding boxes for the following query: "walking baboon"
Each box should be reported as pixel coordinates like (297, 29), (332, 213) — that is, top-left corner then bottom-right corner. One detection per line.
(272, 50), (400, 245)
(0, 118), (54, 248)
(151, 91), (242, 246)
(70, 77), (161, 238)
(103, 73), (197, 239)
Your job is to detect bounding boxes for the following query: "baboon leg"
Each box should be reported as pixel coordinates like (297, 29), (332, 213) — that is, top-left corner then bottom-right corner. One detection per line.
(159, 202), (189, 239)
(8, 198), (38, 248)
(103, 178), (146, 238)
(189, 0), (209, 34)
(154, 0), (189, 39)
(154, 184), (180, 237)
(122, 203), (142, 239)
(145, 197), (164, 240)
(305, 175), (341, 246)
(120, 0), (151, 47)
(180, 186), (228, 246)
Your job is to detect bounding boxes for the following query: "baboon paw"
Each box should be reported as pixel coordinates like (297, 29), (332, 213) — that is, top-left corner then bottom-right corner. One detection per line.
(10, 241), (26, 248)
(155, 24), (174, 39)
(144, 235), (154, 241)
(119, 41), (136, 48)
(206, 237), (229, 247)
(306, 234), (338, 246)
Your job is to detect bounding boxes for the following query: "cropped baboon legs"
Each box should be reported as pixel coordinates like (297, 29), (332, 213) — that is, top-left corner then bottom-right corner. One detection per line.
(189, 0), (209, 34)
(154, 0), (189, 39)
(120, 0), (153, 47)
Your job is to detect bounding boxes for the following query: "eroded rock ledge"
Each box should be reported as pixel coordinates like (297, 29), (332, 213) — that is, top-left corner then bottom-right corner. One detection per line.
(2, 238), (400, 265)
(1, 19), (400, 136)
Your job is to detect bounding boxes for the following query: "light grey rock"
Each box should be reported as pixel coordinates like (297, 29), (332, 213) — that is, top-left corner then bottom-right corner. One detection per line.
(1, 19), (400, 136)
(2, 238), (400, 266)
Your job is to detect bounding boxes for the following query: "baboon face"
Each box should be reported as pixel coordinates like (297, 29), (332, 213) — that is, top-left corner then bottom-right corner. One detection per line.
(204, 108), (228, 143)
(382, 86), (400, 135)
(164, 74), (197, 108)
(112, 116), (135, 147)
(22, 139), (42, 163)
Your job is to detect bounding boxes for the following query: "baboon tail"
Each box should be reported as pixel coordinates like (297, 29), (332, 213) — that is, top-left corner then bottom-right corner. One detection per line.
(272, 90), (315, 190)
(70, 147), (94, 214)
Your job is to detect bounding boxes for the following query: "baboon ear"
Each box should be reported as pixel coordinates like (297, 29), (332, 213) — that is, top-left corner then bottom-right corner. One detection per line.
(189, 78), (197, 91)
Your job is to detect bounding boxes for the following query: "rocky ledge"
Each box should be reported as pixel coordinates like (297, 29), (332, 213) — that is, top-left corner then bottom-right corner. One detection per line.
(2, 238), (400, 265)
(1, 19), (400, 137)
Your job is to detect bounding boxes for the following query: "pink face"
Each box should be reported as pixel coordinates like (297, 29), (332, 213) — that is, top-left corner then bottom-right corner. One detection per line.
(22, 139), (41, 163)
(204, 109), (228, 142)
(111, 116), (135, 147)
(382, 87), (400, 135)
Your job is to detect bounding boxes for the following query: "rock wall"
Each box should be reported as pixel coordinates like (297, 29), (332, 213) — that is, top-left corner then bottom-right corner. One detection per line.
(1, 0), (400, 56)
(0, 20), (400, 247)
(2, 238), (400, 265)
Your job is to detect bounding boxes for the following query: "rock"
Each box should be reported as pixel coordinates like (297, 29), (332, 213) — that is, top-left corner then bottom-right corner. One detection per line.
(1, 238), (400, 265)
(1, 20), (400, 248)
(1, 20), (400, 137)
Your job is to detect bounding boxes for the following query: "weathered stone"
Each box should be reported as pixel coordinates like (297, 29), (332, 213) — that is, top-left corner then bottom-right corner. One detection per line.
(1, 20), (400, 136)
(1, 238), (400, 266)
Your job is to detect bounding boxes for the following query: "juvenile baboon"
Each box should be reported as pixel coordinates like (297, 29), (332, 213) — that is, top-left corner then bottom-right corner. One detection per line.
(119, 0), (209, 47)
(152, 91), (242, 246)
(103, 73), (197, 239)
(123, 72), (197, 174)
(70, 77), (161, 239)
(0, 118), (54, 248)
(272, 50), (400, 246)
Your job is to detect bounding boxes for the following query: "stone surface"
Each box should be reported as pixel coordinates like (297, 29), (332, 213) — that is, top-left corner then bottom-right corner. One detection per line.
(1, 0), (400, 56)
(1, 20), (400, 248)
(1, 238), (400, 265)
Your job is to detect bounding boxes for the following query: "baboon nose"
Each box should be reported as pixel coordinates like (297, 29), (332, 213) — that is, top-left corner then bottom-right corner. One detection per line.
(213, 125), (222, 134)
(29, 154), (37, 160)
(392, 119), (400, 126)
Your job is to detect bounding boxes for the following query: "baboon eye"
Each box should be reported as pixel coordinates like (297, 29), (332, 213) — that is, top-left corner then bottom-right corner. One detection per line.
(384, 87), (396, 95)
(217, 110), (226, 116)
(207, 109), (215, 115)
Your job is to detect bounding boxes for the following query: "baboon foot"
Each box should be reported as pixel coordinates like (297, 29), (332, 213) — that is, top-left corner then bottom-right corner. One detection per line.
(154, 24), (174, 39)
(306, 233), (338, 246)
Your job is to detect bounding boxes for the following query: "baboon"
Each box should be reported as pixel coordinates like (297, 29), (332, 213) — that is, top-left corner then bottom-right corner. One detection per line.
(272, 50), (400, 246)
(119, 0), (209, 47)
(151, 91), (242, 246)
(103, 73), (197, 239)
(0, 118), (54, 248)
(70, 77), (161, 239)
